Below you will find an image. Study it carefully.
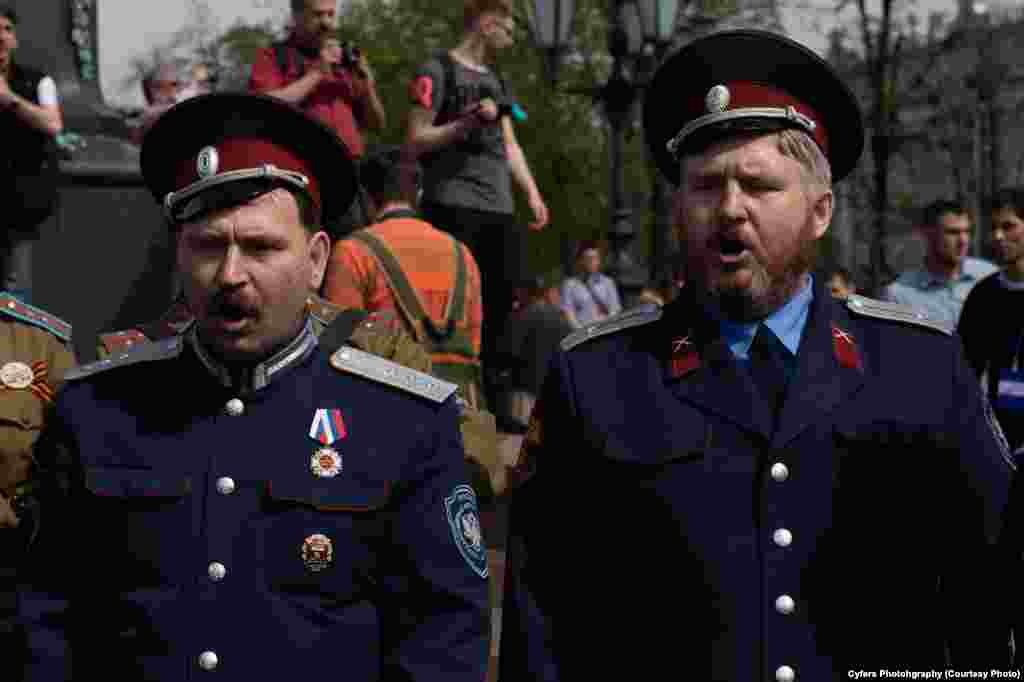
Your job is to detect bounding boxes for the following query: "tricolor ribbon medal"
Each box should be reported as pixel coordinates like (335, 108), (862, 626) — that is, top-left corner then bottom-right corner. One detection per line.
(309, 408), (347, 478)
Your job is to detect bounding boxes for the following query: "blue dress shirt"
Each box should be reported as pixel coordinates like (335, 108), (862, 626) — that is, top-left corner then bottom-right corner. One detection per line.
(720, 276), (814, 361)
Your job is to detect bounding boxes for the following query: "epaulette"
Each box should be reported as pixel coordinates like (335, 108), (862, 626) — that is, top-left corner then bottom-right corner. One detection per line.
(561, 303), (663, 351)
(99, 329), (149, 356)
(64, 336), (184, 382)
(845, 294), (952, 336)
(139, 297), (194, 339)
(307, 294), (344, 327)
(0, 293), (71, 342)
(330, 344), (457, 403)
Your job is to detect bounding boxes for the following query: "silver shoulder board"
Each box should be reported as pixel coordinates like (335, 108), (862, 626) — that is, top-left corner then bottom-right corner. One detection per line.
(64, 336), (184, 382)
(845, 295), (952, 336)
(561, 303), (663, 351)
(330, 345), (458, 403)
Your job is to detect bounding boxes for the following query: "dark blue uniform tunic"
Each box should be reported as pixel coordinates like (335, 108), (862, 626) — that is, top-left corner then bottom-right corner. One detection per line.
(16, 321), (490, 681)
(500, 279), (1016, 681)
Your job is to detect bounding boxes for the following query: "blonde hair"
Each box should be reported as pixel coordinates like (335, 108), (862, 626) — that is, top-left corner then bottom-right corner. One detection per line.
(775, 129), (832, 192)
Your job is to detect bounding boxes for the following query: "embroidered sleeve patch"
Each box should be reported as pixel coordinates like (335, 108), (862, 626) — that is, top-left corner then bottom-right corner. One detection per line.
(444, 484), (488, 578)
(411, 75), (434, 109)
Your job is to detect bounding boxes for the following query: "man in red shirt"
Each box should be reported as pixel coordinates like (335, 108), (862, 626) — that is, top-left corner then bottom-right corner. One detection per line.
(249, 0), (385, 236)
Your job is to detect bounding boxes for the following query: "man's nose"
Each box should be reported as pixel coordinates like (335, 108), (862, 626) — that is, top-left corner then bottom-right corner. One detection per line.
(717, 182), (746, 221)
(215, 246), (247, 287)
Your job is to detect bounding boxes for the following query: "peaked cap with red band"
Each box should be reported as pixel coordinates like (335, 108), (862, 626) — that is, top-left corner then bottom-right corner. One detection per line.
(643, 30), (864, 185)
(140, 93), (357, 227)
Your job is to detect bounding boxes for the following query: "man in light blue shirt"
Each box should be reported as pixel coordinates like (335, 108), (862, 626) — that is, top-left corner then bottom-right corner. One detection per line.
(560, 240), (622, 328)
(881, 199), (996, 325)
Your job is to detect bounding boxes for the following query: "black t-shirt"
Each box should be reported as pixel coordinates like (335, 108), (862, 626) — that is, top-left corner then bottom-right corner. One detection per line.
(412, 54), (513, 214)
(957, 271), (1024, 450)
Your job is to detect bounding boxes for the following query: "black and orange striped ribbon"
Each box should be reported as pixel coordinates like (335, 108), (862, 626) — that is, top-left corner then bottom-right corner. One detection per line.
(0, 361), (55, 404)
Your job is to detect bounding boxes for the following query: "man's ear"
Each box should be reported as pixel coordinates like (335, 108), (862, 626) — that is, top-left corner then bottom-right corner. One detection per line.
(810, 189), (833, 240)
(308, 230), (331, 291)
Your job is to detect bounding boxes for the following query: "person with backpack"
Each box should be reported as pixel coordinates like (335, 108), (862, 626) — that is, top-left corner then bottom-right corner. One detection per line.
(323, 145), (486, 411)
(405, 0), (548, 407)
(249, 0), (385, 237)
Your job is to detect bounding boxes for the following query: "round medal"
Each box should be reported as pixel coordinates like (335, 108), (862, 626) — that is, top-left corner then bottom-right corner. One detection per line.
(301, 533), (334, 572)
(0, 361), (34, 390)
(310, 447), (342, 478)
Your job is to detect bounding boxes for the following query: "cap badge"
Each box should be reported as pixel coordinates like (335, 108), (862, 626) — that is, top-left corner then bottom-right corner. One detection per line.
(196, 146), (220, 178)
(0, 361), (34, 390)
(301, 533), (334, 572)
(310, 446), (342, 479)
(705, 85), (731, 114)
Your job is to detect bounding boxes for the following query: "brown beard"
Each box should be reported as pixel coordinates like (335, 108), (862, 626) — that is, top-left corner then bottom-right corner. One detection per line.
(699, 233), (820, 322)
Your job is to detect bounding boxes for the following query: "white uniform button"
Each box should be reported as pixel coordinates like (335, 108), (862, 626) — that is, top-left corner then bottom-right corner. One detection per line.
(770, 462), (789, 482)
(773, 528), (793, 547)
(215, 477), (236, 495)
(776, 664), (795, 682)
(775, 594), (795, 615)
(198, 650), (218, 671)
(225, 398), (244, 416)
(208, 562), (227, 582)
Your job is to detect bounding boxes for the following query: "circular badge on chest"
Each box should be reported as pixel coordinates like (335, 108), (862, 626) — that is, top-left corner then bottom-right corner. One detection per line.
(310, 446), (342, 478)
(0, 361), (34, 390)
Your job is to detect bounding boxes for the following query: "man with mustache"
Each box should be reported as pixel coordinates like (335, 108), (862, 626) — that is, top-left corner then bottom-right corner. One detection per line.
(499, 30), (1017, 680)
(12, 94), (490, 681)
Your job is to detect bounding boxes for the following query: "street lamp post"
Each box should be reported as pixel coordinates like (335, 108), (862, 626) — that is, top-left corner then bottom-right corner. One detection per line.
(527, 0), (679, 303)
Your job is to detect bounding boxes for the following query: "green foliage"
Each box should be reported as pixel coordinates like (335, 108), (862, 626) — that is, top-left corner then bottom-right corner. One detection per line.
(333, 0), (653, 276)
(167, 0), (657, 276)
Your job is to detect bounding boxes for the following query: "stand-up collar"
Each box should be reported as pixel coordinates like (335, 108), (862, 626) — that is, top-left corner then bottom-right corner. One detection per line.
(189, 316), (318, 394)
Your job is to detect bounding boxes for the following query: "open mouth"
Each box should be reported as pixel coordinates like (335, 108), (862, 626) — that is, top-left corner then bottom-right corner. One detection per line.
(210, 302), (256, 331)
(719, 237), (745, 256)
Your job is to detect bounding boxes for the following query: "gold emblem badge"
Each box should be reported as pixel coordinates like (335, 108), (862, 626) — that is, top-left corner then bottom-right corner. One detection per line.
(301, 533), (334, 572)
(196, 146), (219, 178)
(0, 361), (34, 390)
(310, 447), (342, 479)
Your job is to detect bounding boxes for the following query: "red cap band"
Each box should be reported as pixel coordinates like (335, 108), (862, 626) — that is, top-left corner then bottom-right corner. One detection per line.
(683, 81), (829, 156)
(172, 137), (321, 210)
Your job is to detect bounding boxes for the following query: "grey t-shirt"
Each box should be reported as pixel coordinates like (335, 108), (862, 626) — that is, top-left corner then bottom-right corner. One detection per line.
(413, 54), (514, 215)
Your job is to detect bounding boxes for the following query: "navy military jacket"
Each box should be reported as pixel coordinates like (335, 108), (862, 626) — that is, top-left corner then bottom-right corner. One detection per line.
(500, 280), (1016, 680)
(15, 321), (490, 680)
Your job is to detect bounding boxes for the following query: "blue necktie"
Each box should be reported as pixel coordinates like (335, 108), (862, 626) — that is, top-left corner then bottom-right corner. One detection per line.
(749, 324), (794, 420)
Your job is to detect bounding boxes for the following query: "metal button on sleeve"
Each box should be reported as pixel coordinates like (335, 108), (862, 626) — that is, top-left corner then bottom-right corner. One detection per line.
(208, 562), (227, 582)
(225, 398), (244, 416)
(775, 594), (795, 615)
(776, 664), (795, 681)
(198, 651), (218, 671)
(773, 528), (793, 547)
(216, 477), (236, 495)
(770, 462), (789, 482)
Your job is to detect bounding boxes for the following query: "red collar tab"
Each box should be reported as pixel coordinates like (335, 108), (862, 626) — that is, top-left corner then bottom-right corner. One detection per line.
(670, 334), (701, 378)
(832, 325), (862, 370)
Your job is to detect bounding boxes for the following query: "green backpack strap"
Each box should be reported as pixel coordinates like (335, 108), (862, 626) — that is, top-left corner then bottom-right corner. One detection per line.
(432, 237), (466, 343)
(349, 231), (466, 344)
